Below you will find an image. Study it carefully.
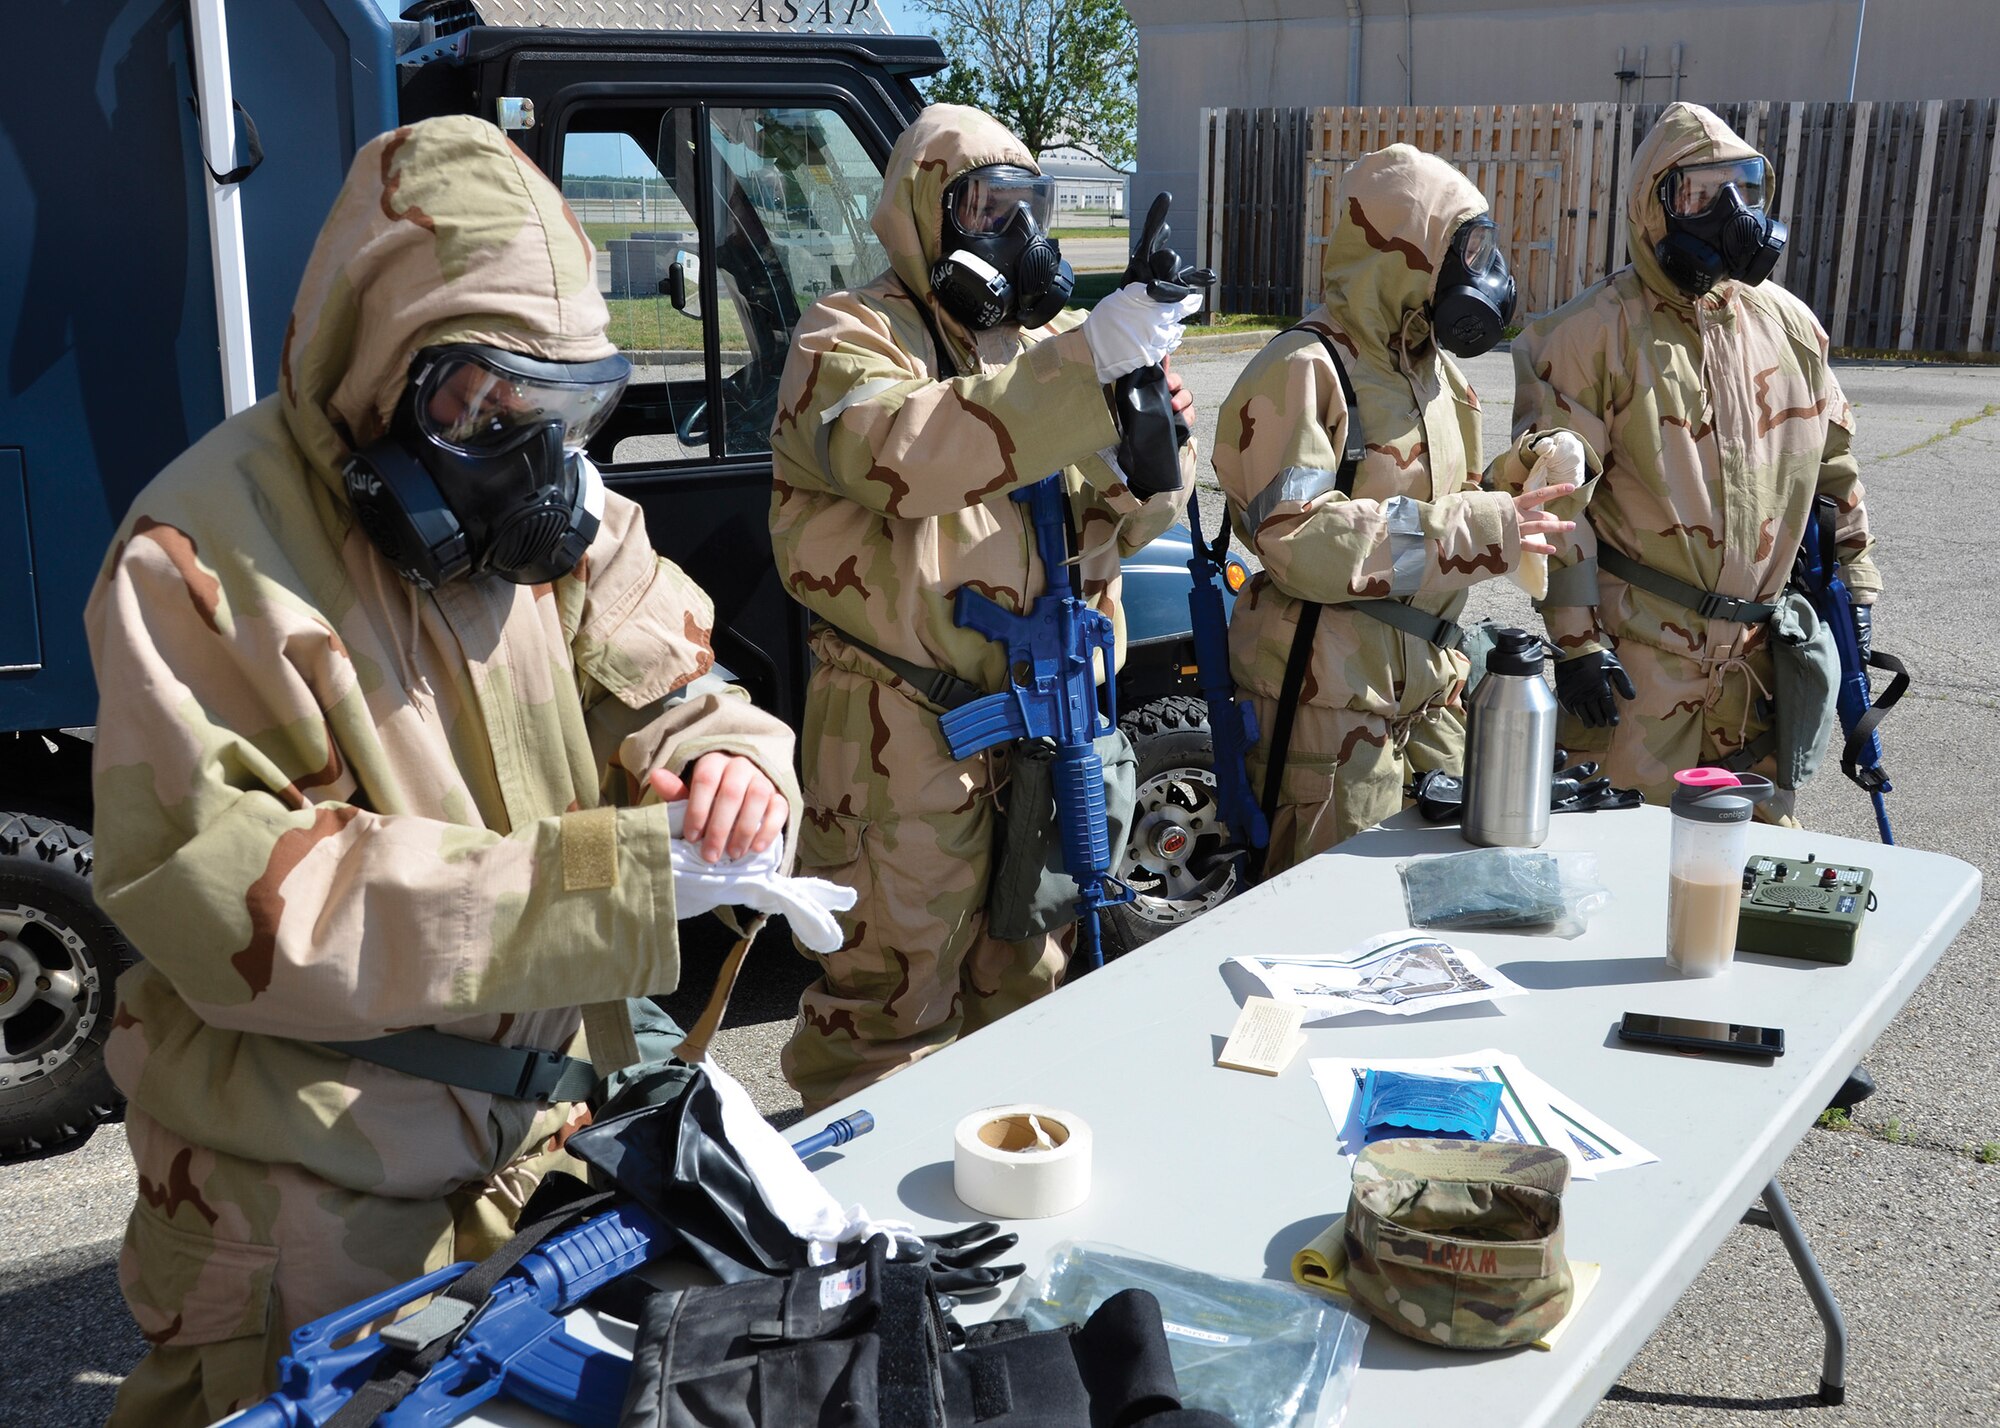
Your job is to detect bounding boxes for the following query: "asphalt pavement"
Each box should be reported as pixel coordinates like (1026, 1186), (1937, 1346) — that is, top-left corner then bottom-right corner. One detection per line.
(2, 346), (1994, 1427)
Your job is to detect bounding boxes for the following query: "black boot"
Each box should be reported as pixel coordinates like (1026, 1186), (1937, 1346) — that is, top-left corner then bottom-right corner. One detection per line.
(1827, 1064), (1877, 1114)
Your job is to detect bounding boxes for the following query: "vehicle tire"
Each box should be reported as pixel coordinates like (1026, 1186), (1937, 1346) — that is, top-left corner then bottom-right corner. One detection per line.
(1103, 695), (1242, 960)
(0, 814), (133, 1160)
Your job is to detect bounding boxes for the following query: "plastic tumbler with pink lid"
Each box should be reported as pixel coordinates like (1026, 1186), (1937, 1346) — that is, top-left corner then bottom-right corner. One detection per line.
(1667, 768), (1776, 976)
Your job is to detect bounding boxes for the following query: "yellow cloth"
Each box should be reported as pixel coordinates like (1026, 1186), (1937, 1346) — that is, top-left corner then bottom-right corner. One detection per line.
(1291, 1216), (1602, 1352)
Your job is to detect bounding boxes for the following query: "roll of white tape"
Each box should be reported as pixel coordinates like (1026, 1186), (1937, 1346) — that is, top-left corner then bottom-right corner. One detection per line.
(952, 1104), (1092, 1220)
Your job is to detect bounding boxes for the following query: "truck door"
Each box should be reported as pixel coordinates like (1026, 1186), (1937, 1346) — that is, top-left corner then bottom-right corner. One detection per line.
(508, 71), (905, 726)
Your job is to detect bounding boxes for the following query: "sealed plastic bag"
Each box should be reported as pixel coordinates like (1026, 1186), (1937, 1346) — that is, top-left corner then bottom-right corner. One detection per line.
(1398, 847), (1608, 938)
(1359, 1069), (1504, 1143)
(1003, 1241), (1368, 1428)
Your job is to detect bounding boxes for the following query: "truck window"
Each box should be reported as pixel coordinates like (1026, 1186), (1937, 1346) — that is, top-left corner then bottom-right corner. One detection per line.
(703, 106), (885, 456)
(561, 114), (709, 464)
(560, 103), (884, 467)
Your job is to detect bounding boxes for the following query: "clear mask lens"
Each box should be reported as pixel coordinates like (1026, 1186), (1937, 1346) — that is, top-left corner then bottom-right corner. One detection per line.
(421, 355), (628, 453)
(1453, 219), (1499, 273)
(1665, 158), (1768, 217)
(947, 166), (1057, 236)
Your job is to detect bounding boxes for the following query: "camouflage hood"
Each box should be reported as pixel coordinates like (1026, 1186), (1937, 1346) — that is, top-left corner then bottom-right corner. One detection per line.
(1627, 102), (1762, 305)
(280, 115), (615, 492)
(871, 104), (1040, 310)
(1321, 144), (1488, 368)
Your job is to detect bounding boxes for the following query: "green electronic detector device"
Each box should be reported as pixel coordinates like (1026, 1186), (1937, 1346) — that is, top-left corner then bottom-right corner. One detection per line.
(1737, 855), (1874, 965)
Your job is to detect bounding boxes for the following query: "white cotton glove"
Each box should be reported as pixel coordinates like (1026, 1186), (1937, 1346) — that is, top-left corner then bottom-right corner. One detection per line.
(1510, 430), (1589, 600)
(1080, 282), (1204, 382)
(666, 802), (856, 953)
(1535, 430), (1588, 489)
(703, 1055), (916, 1265)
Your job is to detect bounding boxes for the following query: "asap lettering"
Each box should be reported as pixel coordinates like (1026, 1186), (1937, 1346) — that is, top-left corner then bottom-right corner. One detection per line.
(736, 0), (877, 24)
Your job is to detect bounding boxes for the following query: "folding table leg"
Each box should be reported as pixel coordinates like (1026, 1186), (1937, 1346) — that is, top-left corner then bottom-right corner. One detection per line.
(1741, 1178), (1848, 1406)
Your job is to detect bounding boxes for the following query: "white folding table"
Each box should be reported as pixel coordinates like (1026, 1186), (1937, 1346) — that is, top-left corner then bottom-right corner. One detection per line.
(456, 804), (1977, 1428)
(779, 804), (1978, 1426)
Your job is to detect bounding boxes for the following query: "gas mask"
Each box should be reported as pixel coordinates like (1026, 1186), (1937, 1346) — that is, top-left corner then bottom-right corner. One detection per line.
(929, 164), (1075, 330)
(1655, 156), (1787, 295)
(344, 344), (630, 589)
(1431, 216), (1517, 359)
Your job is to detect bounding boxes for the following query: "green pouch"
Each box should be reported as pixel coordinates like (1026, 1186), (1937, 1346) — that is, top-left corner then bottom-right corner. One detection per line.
(987, 729), (1137, 941)
(1766, 590), (1839, 790)
(592, 997), (700, 1120)
(1458, 619), (1501, 696)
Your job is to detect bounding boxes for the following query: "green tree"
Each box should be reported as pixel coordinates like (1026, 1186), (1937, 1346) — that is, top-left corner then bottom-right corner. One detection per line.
(915, 0), (1137, 168)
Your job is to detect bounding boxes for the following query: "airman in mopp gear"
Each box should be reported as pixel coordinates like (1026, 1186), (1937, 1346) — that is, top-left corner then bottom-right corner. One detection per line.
(1502, 103), (1880, 815)
(1217, 145), (1584, 873)
(770, 105), (1193, 1111)
(87, 116), (797, 1427)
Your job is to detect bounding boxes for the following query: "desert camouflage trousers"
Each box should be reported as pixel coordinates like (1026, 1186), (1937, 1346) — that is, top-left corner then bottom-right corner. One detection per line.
(1245, 694), (1467, 878)
(781, 633), (1066, 1113)
(1558, 631), (1797, 823)
(108, 1102), (582, 1428)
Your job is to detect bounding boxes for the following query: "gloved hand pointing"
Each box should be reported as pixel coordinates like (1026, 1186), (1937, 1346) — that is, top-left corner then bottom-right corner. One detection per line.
(1081, 282), (1203, 382)
(1553, 649), (1637, 728)
(661, 797), (856, 952)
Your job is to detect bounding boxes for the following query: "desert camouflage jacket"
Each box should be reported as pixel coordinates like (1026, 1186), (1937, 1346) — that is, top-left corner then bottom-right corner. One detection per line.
(84, 117), (797, 1198)
(1217, 145), (1571, 718)
(769, 105), (1189, 695)
(1506, 102), (1879, 661)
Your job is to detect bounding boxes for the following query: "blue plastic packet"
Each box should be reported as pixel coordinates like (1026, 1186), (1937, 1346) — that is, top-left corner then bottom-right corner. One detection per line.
(1359, 1069), (1504, 1144)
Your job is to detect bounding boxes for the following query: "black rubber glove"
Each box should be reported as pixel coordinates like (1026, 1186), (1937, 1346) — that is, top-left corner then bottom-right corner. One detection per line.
(1111, 192), (1213, 497)
(1112, 370), (1191, 496)
(1852, 603), (1873, 663)
(899, 1221), (1025, 1296)
(1553, 649), (1636, 728)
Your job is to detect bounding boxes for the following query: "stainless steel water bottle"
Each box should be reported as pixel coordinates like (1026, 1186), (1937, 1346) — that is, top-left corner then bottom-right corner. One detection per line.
(1462, 628), (1559, 847)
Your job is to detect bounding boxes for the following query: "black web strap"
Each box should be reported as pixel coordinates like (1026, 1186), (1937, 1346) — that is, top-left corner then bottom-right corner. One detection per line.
(323, 1189), (619, 1428)
(894, 275), (961, 380)
(1256, 326), (1364, 851)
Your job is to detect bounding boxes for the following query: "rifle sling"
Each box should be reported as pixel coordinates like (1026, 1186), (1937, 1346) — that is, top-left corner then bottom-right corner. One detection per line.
(820, 625), (985, 713)
(1845, 648), (1909, 787)
(323, 1189), (619, 1428)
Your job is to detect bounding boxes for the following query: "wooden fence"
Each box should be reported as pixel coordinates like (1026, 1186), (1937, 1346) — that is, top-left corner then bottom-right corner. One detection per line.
(1195, 107), (1311, 315)
(1195, 100), (2000, 355)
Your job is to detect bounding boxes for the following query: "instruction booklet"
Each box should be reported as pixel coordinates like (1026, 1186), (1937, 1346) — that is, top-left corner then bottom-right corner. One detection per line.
(1229, 930), (1527, 1022)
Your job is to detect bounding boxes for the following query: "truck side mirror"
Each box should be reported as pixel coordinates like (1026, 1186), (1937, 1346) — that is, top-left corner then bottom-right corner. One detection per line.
(661, 249), (702, 318)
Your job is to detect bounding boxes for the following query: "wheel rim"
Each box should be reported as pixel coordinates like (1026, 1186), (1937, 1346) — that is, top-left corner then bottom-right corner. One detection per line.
(0, 901), (100, 1091)
(1118, 767), (1237, 926)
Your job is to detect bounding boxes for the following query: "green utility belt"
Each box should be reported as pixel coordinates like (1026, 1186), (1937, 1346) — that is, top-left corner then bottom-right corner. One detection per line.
(1737, 855), (1875, 965)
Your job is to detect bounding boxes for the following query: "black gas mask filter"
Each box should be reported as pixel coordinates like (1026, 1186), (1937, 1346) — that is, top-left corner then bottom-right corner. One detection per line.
(1431, 216), (1516, 359)
(344, 344), (629, 589)
(930, 164), (1074, 330)
(1654, 156), (1787, 295)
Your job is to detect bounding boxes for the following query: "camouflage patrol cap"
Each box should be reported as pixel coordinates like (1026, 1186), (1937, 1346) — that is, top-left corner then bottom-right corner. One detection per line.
(1342, 1137), (1574, 1350)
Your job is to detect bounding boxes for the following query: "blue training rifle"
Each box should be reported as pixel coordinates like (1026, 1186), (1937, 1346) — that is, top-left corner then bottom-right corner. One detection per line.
(1796, 493), (1908, 844)
(230, 1112), (873, 1428)
(941, 475), (1131, 972)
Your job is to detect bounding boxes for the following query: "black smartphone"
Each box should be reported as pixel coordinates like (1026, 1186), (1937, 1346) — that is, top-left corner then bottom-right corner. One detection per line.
(1617, 1012), (1785, 1059)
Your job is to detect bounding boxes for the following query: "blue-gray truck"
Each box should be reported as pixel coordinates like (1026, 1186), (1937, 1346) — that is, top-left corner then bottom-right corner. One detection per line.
(0, 0), (1244, 1157)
